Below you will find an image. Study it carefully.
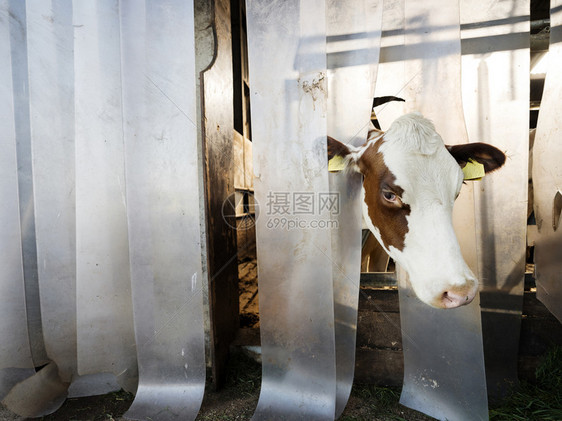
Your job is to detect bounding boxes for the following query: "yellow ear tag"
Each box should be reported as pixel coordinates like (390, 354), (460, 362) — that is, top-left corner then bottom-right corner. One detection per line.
(328, 155), (346, 172)
(462, 159), (485, 181)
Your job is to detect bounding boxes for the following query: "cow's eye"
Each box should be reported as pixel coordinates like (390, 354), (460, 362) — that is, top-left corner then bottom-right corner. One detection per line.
(382, 190), (397, 203)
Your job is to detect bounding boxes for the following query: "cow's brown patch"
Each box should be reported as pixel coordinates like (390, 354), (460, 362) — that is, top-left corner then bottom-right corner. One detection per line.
(358, 138), (410, 251)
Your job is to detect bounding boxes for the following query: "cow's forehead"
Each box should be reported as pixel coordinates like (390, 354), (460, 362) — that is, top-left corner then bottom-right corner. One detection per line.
(379, 140), (463, 197)
(376, 116), (464, 203)
(379, 113), (443, 156)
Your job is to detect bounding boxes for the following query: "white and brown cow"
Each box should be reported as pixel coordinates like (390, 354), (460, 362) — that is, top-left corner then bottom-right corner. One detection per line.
(329, 113), (506, 309)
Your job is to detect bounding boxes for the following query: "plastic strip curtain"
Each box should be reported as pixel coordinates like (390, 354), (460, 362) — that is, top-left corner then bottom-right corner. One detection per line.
(397, 0), (489, 419)
(0, 2), (68, 416)
(2, 2), (123, 416)
(74, 0), (136, 393)
(0, 0), (36, 399)
(2, 0), (48, 369)
(120, 1), (206, 420)
(373, 0), (406, 124)
(26, 0), (79, 392)
(246, 1), (381, 418)
(533, 0), (562, 323)
(29, 0), (124, 403)
(461, 0), (529, 396)
(246, 1), (337, 418)
(0, 1), (206, 418)
(326, 1), (382, 417)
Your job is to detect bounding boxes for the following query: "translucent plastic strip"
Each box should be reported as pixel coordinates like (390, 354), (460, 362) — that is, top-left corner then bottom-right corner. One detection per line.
(247, 0), (338, 419)
(374, 0), (406, 125)
(398, 270), (488, 421)
(5, 0), (48, 368)
(1, 361), (67, 417)
(326, 0), (382, 416)
(399, 1), (488, 419)
(120, 1), (206, 419)
(461, 0), (529, 396)
(533, 0), (562, 323)
(25, 0), (76, 388)
(1, 3), (67, 416)
(0, 0), (35, 388)
(73, 0), (137, 392)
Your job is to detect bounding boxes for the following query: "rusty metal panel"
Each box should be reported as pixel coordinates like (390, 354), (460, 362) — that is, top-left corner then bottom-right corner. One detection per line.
(461, 0), (529, 397)
(533, 0), (562, 323)
(199, 0), (239, 389)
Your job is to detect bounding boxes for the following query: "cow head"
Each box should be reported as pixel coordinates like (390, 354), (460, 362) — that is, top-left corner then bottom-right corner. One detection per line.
(328, 113), (506, 309)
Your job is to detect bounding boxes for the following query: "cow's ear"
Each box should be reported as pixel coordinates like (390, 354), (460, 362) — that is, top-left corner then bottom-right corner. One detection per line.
(446, 142), (506, 174)
(327, 136), (360, 172)
(327, 136), (351, 160)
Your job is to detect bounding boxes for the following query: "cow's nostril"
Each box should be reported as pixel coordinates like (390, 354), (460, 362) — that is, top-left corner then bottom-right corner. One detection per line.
(441, 289), (474, 308)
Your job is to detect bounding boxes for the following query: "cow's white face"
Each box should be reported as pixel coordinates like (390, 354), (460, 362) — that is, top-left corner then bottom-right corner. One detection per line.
(328, 113), (506, 309)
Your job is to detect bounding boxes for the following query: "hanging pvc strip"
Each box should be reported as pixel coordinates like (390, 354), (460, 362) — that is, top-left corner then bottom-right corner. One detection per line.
(120, 1), (206, 419)
(399, 1), (488, 419)
(374, 0), (406, 126)
(29, 0), (121, 404)
(247, 1), (339, 419)
(0, 2), (70, 416)
(26, 0), (76, 388)
(74, 0), (137, 393)
(0, 0), (35, 397)
(533, 0), (562, 323)
(5, 0), (48, 369)
(460, 0), (529, 396)
(326, 0), (382, 416)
